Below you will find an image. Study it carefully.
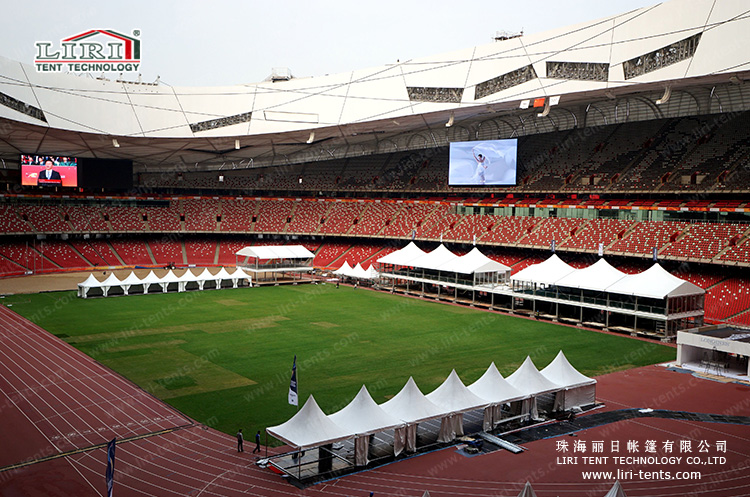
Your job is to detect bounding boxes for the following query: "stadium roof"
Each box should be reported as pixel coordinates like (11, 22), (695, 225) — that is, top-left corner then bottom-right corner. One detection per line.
(1, 0), (749, 170)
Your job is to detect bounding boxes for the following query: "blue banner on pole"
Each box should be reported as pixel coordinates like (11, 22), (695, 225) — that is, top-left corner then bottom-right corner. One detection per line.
(105, 438), (116, 497)
(288, 355), (298, 406)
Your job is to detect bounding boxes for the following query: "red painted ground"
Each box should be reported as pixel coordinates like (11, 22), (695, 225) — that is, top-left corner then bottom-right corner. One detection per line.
(1, 303), (749, 496)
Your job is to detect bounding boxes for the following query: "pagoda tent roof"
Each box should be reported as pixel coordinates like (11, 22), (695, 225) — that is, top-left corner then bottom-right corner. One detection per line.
(266, 395), (351, 449)
(554, 258), (627, 291)
(505, 356), (561, 396)
(328, 385), (404, 436)
(407, 244), (459, 271)
(467, 362), (527, 404)
(437, 247), (510, 274)
(605, 263), (704, 299)
(540, 351), (596, 390)
(380, 377), (445, 424)
(78, 273), (103, 288)
(425, 369), (488, 413)
(510, 254), (576, 286)
(377, 242), (428, 266)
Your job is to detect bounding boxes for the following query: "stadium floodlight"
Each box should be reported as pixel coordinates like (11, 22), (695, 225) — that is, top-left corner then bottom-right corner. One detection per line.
(306, 131), (315, 144)
(445, 112), (454, 128)
(235, 139), (240, 150)
(605, 90), (616, 99)
(730, 76), (743, 85)
(112, 138), (120, 148)
(656, 86), (672, 105)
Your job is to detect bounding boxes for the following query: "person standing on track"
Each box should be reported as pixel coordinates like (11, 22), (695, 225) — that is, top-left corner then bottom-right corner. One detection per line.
(253, 430), (261, 453)
(237, 428), (244, 452)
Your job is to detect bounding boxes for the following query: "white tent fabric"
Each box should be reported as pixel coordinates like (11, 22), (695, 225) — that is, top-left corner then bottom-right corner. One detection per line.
(266, 395), (351, 450)
(468, 362), (528, 431)
(437, 247), (510, 274)
(158, 269), (182, 292)
(506, 356), (562, 396)
(350, 263), (369, 279)
(381, 377), (444, 453)
(511, 254), (576, 286)
(213, 267), (235, 288)
(540, 351), (597, 411)
(100, 273), (123, 297)
(365, 265), (379, 279)
(231, 267), (253, 286)
(603, 480), (627, 497)
(77, 273), (103, 298)
(407, 244), (458, 270)
(380, 377), (445, 424)
(334, 261), (352, 276)
(120, 271), (144, 295)
(554, 258), (627, 291)
(606, 263), (704, 299)
(426, 369), (488, 442)
(235, 245), (314, 260)
(506, 356), (562, 419)
(141, 270), (162, 293)
(328, 385), (404, 465)
(377, 242), (427, 266)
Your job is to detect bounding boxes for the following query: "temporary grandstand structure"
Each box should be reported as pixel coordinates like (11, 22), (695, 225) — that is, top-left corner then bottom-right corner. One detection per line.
(507, 256), (704, 338)
(235, 245), (314, 284)
(467, 362), (527, 430)
(328, 386), (404, 465)
(425, 370), (488, 442)
(505, 357), (562, 419)
(540, 351), (597, 411)
(378, 243), (510, 303)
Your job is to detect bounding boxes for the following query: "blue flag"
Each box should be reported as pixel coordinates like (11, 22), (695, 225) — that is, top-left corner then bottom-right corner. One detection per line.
(288, 355), (298, 406)
(105, 438), (116, 497)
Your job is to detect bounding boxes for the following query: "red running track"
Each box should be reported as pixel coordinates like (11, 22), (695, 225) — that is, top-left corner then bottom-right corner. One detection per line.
(1, 301), (750, 496)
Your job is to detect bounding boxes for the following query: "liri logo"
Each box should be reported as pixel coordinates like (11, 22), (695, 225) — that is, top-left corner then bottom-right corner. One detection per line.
(35, 29), (141, 73)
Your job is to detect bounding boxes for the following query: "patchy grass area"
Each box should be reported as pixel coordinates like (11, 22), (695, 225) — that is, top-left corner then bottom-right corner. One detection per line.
(3, 285), (675, 438)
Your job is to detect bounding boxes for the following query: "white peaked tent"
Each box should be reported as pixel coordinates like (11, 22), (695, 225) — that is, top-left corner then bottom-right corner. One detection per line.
(328, 386), (404, 465)
(365, 265), (379, 279)
(77, 273), (103, 298)
(468, 362), (527, 430)
(266, 395), (351, 450)
(603, 480), (627, 497)
(505, 357), (562, 419)
(511, 254), (576, 287)
(196, 268), (220, 290)
(554, 258), (627, 291)
(541, 351), (597, 411)
(606, 263), (704, 299)
(380, 377), (444, 454)
(214, 267), (235, 289)
(377, 242), (428, 266)
(178, 269), (202, 291)
(350, 263), (369, 279)
(236, 244), (315, 260)
(231, 266), (253, 287)
(158, 269), (182, 293)
(438, 247), (511, 276)
(426, 370), (488, 442)
(100, 272), (124, 297)
(334, 261), (352, 277)
(516, 481), (538, 497)
(407, 244), (458, 270)
(141, 270), (162, 293)
(120, 271), (145, 295)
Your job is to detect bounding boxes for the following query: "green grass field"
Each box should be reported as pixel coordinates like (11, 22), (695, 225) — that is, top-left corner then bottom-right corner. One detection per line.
(3, 285), (676, 439)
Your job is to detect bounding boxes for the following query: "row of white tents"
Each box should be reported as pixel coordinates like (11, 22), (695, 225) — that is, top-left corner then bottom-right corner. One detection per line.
(333, 262), (379, 280)
(77, 267), (253, 298)
(267, 351), (595, 465)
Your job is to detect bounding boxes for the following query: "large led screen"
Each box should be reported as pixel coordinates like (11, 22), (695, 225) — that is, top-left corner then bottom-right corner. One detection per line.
(448, 139), (517, 186)
(21, 155), (78, 187)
